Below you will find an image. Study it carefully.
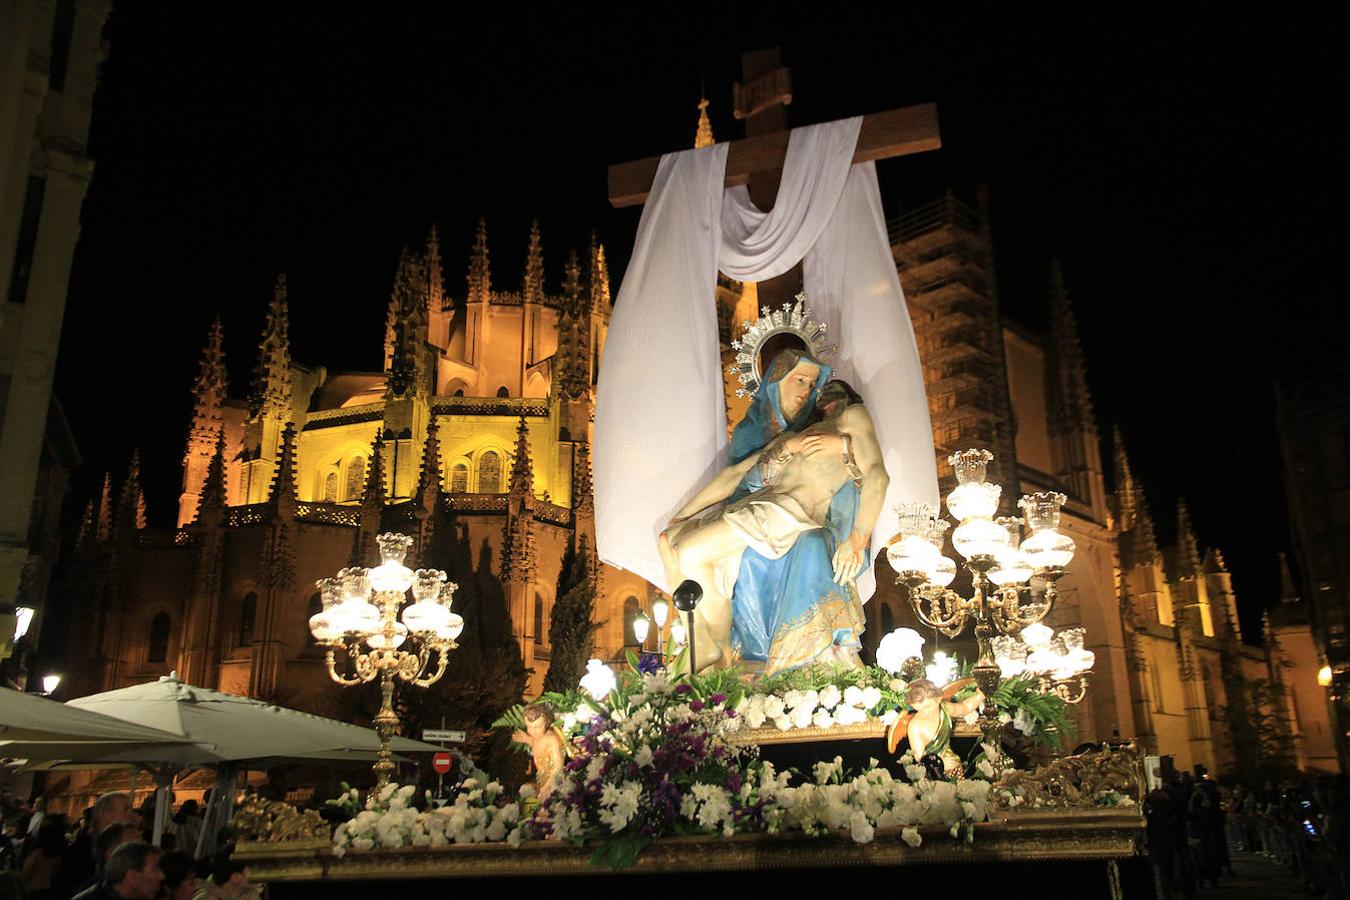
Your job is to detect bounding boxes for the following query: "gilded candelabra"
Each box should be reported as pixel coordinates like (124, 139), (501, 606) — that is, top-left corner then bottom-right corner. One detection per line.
(309, 533), (464, 787)
(887, 450), (1083, 766)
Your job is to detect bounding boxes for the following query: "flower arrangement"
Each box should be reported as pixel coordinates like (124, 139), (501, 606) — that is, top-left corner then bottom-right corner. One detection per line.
(331, 778), (525, 856)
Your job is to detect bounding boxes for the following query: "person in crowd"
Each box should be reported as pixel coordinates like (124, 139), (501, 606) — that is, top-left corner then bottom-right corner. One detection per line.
(169, 801), (202, 859)
(19, 815), (68, 899)
(72, 841), (162, 900)
(191, 855), (257, 900)
(157, 851), (198, 900)
(54, 792), (136, 899)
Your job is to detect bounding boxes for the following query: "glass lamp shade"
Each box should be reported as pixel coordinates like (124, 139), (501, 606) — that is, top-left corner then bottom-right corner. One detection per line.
(579, 659), (617, 700)
(340, 567), (371, 603)
(369, 560), (414, 594)
(929, 555), (958, 588)
(947, 481), (1002, 522)
(670, 617), (688, 645)
(376, 532), (414, 565)
(411, 569), (448, 603)
(1020, 528), (1076, 570)
(331, 597), (380, 635)
(1026, 648), (1058, 675)
(952, 518), (1009, 560)
(949, 449), (994, 485)
(632, 612), (651, 645)
(925, 651), (958, 687)
(1318, 665), (1333, 687)
(402, 600), (451, 634)
(365, 621), (408, 651)
(1060, 627), (1086, 653)
(1018, 492), (1067, 532)
(436, 613), (465, 642)
(875, 628), (926, 674)
(41, 674), (61, 695)
(886, 535), (941, 578)
(988, 549), (1035, 587)
(308, 610), (339, 643)
(1021, 622), (1054, 648)
(651, 597), (669, 628)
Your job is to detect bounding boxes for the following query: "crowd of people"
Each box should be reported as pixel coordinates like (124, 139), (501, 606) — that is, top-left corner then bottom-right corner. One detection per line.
(1145, 770), (1350, 899)
(0, 793), (258, 900)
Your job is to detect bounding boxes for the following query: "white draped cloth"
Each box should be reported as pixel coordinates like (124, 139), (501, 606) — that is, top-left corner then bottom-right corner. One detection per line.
(594, 117), (937, 601)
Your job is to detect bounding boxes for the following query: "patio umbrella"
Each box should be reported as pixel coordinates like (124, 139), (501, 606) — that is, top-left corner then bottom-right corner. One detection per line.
(65, 674), (441, 848)
(0, 687), (209, 761)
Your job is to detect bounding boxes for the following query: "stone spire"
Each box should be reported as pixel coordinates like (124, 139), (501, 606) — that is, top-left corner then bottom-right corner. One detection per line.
(248, 275), (292, 422)
(1045, 260), (1096, 437)
(115, 450), (142, 535)
(467, 217), (491, 306)
(353, 434), (388, 565)
(573, 440), (594, 514)
(1278, 551), (1300, 605)
(522, 219), (544, 305)
(425, 223), (445, 312)
(557, 248), (589, 400)
(267, 422), (298, 517)
(187, 317), (228, 457)
(196, 430), (228, 523)
(95, 473), (112, 543)
(1114, 427), (1160, 565)
(415, 418), (444, 507)
(385, 247), (426, 399)
(589, 237), (611, 313)
(362, 434), (388, 509)
(1203, 547), (1228, 574)
(1113, 426), (1136, 531)
(75, 500), (96, 552)
(1176, 500), (1202, 578)
(694, 97), (715, 148)
(509, 414), (534, 497)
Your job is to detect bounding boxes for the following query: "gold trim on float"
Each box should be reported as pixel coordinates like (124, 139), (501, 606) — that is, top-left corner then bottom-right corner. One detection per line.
(235, 810), (1144, 883)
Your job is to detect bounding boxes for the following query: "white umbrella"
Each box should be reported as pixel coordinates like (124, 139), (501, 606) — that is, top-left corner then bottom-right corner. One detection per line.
(65, 674), (441, 848)
(0, 687), (210, 762)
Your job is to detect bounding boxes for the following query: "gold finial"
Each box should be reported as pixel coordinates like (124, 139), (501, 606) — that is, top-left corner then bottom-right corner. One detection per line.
(694, 97), (714, 149)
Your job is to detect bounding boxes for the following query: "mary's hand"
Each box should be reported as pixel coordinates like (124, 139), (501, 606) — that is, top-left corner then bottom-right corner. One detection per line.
(785, 433), (845, 457)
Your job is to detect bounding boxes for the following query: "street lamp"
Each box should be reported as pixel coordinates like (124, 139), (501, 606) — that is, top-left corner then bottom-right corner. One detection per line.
(310, 533), (463, 788)
(41, 674), (60, 696)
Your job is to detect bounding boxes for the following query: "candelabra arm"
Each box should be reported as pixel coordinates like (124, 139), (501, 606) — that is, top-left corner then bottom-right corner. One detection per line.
(324, 648), (365, 686)
(411, 646), (450, 688)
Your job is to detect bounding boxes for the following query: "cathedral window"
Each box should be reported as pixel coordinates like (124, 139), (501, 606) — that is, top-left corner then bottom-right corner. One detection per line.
(454, 389), (465, 397)
(322, 471), (339, 502)
(450, 463), (468, 493)
(148, 612), (171, 663)
(479, 451), (501, 494)
(239, 592), (257, 646)
(344, 456), (367, 501)
(496, 386), (510, 398)
(534, 594), (545, 645)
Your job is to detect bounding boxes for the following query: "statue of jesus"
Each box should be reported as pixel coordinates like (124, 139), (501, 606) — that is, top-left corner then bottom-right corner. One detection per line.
(659, 374), (889, 673)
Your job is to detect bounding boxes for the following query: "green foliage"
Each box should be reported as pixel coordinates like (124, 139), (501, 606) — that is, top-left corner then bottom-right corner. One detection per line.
(543, 535), (601, 694)
(1219, 666), (1299, 783)
(991, 676), (1075, 749)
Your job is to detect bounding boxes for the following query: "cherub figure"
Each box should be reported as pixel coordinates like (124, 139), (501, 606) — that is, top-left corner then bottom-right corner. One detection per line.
(885, 677), (985, 778)
(511, 703), (565, 798)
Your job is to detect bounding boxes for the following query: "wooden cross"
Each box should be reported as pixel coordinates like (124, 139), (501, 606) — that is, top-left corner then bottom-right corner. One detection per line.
(606, 48), (942, 307)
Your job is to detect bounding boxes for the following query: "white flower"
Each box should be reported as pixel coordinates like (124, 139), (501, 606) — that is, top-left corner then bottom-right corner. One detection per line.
(843, 685), (864, 707)
(773, 715), (792, 731)
(976, 759), (994, 779)
(849, 810), (875, 844)
(352, 837), (375, 851)
(561, 712), (577, 731)
(834, 704), (866, 726)
(644, 672), (674, 695)
(812, 708), (835, 729)
(904, 765), (927, 783)
(575, 703), (596, 722)
(585, 756), (605, 783)
(634, 745), (654, 767)
(818, 685), (842, 710)
(791, 705), (815, 729)
(763, 695), (786, 718)
(745, 706), (768, 729)
(901, 827), (922, 848)
(881, 709), (900, 726)
(861, 686), (882, 709)
(963, 710), (979, 725)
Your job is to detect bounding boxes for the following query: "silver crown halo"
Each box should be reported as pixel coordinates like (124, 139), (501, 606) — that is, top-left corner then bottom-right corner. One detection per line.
(728, 293), (835, 399)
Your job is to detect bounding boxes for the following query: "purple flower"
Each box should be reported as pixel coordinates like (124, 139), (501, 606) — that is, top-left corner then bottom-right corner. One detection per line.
(709, 693), (726, 705)
(725, 771), (743, 793)
(675, 683), (693, 695)
(690, 700), (705, 712)
(725, 709), (738, 718)
(637, 652), (662, 675)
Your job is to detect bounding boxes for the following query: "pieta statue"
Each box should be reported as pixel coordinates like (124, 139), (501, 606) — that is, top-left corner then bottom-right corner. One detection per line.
(659, 299), (890, 676)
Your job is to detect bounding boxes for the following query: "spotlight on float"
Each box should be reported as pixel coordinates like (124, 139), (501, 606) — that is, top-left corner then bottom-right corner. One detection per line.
(672, 580), (702, 674)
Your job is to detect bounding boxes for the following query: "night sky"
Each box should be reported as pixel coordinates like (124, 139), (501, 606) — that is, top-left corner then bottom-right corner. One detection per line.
(55, 9), (1346, 643)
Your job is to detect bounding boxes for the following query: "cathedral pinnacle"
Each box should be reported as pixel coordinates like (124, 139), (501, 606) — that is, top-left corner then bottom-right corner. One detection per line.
(573, 440), (594, 514)
(467, 217), (491, 306)
(76, 499), (96, 552)
(385, 247), (427, 399)
(96, 473), (112, 543)
(694, 97), (715, 149)
(1277, 551), (1300, 605)
(1045, 260), (1096, 437)
(425, 224), (445, 312)
(509, 414), (534, 497)
(416, 419), (445, 506)
(248, 275), (292, 422)
(1176, 500), (1202, 577)
(1202, 547), (1228, 574)
(588, 235), (610, 313)
(1112, 426), (1136, 530)
(116, 450), (143, 534)
(523, 219), (545, 305)
(196, 429), (228, 522)
(268, 422), (298, 516)
(362, 434), (388, 509)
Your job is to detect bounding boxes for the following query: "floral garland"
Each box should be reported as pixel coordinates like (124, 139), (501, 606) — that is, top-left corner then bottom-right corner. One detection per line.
(331, 779), (525, 856)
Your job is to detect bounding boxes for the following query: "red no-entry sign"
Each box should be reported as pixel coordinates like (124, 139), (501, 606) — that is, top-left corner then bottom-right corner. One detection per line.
(432, 751), (453, 774)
